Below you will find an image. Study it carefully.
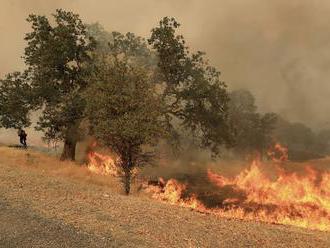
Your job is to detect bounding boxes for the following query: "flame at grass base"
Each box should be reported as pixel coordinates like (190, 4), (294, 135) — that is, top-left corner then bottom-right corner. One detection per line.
(87, 150), (139, 177)
(143, 159), (330, 232)
(87, 150), (122, 176)
(207, 160), (330, 231)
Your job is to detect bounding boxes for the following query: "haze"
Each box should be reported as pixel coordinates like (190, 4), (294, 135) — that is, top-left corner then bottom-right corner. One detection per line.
(1, 0), (330, 129)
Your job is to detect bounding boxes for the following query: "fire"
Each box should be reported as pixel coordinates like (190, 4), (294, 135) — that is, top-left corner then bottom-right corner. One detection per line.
(87, 142), (139, 177)
(143, 158), (330, 232)
(87, 141), (330, 231)
(143, 178), (203, 209)
(267, 143), (288, 162)
(208, 160), (330, 230)
(87, 150), (121, 176)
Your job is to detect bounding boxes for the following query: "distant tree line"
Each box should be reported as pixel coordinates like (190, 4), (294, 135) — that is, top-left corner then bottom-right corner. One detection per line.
(227, 89), (277, 159)
(227, 89), (330, 161)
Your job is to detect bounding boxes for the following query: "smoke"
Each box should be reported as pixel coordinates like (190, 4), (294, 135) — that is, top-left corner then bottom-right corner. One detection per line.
(1, 0), (330, 130)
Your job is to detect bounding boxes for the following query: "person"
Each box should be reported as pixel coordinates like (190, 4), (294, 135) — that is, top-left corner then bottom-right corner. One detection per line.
(17, 128), (27, 148)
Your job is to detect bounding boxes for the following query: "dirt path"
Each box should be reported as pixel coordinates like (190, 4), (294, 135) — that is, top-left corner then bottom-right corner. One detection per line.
(0, 147), (329, 247)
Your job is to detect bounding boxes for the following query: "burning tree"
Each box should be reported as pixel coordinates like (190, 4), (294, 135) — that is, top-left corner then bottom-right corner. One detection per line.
(85, 58), (164, 194)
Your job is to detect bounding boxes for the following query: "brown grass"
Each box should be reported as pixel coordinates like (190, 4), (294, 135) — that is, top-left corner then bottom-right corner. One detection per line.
(0, 146), (124, 192)
(0, 146), (329, 247)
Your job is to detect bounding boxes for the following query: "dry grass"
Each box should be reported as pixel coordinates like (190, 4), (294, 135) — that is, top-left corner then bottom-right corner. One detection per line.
(0, 146), (329, 247)
(0, 146), (124, 192)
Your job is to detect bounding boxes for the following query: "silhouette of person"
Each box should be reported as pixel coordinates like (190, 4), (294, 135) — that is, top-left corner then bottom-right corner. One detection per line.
(17, 128), (27, 148)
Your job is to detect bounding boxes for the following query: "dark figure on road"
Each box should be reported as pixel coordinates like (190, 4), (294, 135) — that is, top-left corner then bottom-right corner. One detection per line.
(18, 128), (27, 148)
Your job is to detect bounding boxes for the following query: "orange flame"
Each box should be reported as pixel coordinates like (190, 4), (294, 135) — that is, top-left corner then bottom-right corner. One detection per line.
(267, 143), (288, 162)
(87, 151), (121, 176)
(147, 178), (203, 209)
(144, 158), (330, 232)
(207, 160), (330, 231)
(87, 143), (139, 177)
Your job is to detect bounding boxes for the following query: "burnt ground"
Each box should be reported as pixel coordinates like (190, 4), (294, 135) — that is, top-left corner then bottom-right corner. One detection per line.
(0, 147), (329, 247)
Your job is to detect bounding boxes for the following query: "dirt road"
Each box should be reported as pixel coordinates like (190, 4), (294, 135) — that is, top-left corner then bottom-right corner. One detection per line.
(0, 199), (113, 247)
(0, 147), (329, 247)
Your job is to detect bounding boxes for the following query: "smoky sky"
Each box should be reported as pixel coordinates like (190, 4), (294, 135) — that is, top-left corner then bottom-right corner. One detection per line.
(1, 0), (330, 129)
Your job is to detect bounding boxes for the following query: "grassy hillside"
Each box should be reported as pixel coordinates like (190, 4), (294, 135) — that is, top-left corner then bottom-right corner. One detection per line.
(0, 146), (329, 247)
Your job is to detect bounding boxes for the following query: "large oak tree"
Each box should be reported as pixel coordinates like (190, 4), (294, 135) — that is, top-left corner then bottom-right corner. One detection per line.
(24, 9), (95, 160)
(148, 17), (232, 156)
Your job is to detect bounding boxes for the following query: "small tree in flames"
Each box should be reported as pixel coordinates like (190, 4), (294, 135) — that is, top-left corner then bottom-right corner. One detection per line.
(85, 58), (164, 194)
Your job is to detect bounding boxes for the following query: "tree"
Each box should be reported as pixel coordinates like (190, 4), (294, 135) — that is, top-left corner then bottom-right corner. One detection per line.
(86, 23), (158, 73)
(24, 9), (95, 160)
(85, 58), (164, 194)
(0, 72), (32, 129)
(148, 17), (231, 156)
(256, 113), (278, 156)
(228, 89), (277, 158)
(315, 129), (330, 155)
(273, 118), (324, 160)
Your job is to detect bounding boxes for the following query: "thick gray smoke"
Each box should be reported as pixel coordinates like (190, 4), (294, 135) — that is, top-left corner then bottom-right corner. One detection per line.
(1, 0), (330, 131)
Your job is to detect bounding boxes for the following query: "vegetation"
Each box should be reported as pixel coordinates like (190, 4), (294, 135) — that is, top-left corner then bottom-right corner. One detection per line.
(273, 117), (330, 160)
(1, 9), (330, 193)
(84, 18), (232, 192)
(0, 72), (32, 129)
(23, 9), (96, 160)
(149, 17), (231, 155)
(228, 89), (277, 158)
(85, 57), (164, 194)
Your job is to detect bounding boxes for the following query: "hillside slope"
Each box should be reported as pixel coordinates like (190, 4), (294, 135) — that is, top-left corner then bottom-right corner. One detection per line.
(0, 147), (329, 247)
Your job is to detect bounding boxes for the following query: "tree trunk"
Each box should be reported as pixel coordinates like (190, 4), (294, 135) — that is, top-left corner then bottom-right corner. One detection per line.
(123, 167), (131, 195)
(60, 139), (77, 161)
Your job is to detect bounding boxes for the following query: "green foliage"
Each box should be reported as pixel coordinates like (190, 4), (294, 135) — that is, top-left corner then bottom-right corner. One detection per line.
(35, 94), (85, 142)
(85, 57), (164, 194)
(86, 23), (114, 53)
(0, 72), (32, 129)
(84, 23), (166, 193)
(149, 17), (231, 155)
(148, 17), (186, 86)
(86, 60), (163, 153)
(228, 89), (277, 157)
(87, 23), (157, 72)
(24, 9), (96, 159)
(5, 9), (327, 171)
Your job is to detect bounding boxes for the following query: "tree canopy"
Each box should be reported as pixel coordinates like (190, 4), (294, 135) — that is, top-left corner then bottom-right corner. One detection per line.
(24, 9), (96, 160)
(2, 9), (324, 196)
(0, 72), (32, 129)
(85, 57), (164, 194)
(228, 89), (277, 158)
(149, 17), (231, 155)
